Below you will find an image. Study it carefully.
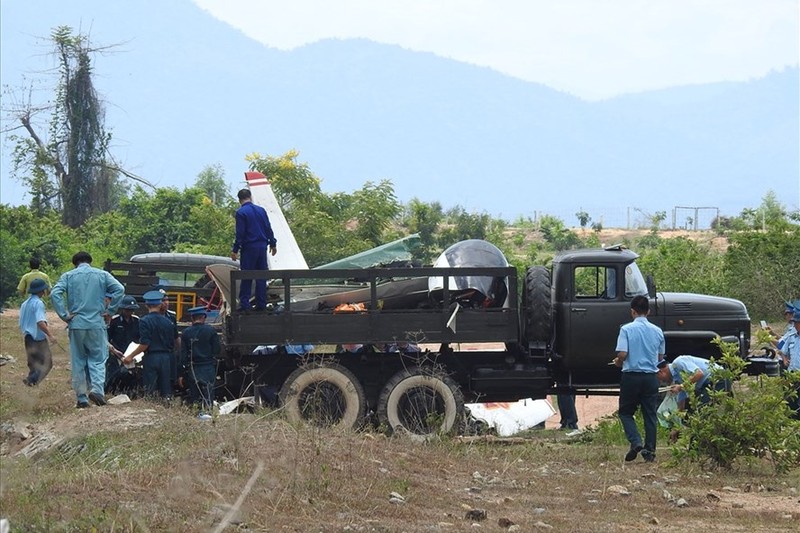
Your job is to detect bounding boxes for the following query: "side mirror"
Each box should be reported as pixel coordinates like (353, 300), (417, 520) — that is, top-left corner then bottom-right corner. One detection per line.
(646, 274), (656, 298)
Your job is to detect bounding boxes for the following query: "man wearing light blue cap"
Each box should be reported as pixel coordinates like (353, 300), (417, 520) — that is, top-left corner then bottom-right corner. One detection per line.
(781, 309), (800, 418)
(122, 291), (175, 400)
(179, 306), (220, 419)
(51, 251), (124, 408)
(780, 309), (800, 373)
(774, 301), (798, 350)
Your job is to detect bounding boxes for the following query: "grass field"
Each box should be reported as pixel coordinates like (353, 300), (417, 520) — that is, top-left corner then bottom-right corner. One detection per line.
(1, 310), (798, 532)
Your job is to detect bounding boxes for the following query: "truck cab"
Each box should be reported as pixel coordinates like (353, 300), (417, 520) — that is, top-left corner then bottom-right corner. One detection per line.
(547, 246), (750, 389)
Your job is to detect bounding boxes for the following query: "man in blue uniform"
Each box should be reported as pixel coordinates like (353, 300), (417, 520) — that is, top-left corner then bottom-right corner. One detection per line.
(122, 291), (176, 401)
(19, 278), (55, 386)
(51, 251), (124, 408)
(656, 355), (728, 410)
(179, 306), (221, 419)
(230, 188), (277, 311)
(782, 310), (800, 372)
(614, 295), (665, 462)
(106, 295), (141, 395)
(149, 284), (181, 395)
(781, 310), (800, 418)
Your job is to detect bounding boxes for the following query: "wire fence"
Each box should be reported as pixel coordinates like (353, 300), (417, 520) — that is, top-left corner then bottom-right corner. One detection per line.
(515, 205), (725, 230)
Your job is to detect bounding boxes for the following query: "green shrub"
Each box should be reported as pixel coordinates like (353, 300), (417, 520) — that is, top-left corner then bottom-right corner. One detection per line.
(670, 338), (800, 472)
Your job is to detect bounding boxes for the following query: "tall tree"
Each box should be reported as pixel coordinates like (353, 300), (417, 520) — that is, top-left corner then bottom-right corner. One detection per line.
(6, 26), (148, 227)
(194, 164), (232, 205)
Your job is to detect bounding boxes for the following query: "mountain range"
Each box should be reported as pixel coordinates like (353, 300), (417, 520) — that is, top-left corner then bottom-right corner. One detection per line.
(1, 0), (798, 222)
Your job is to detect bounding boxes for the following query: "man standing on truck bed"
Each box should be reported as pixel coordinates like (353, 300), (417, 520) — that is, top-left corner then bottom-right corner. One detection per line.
(230, 188), (277, 311)
(614, 295), (664, 462)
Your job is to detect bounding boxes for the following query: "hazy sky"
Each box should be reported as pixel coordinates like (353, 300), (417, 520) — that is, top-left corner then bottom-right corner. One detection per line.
(193, 0), (799, 100)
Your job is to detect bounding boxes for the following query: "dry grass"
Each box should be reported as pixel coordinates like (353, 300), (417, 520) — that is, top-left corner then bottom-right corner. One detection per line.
(1, 312), (798, 532)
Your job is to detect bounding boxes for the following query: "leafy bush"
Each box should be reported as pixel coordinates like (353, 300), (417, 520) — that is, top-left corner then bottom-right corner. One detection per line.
(723, 226), (800, 319)
(637, 237), (726, 295)
(670, 338), (800, 472)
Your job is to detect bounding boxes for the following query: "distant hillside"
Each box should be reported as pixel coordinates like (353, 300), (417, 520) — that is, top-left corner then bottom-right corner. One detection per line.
(1, 0), (797, 220)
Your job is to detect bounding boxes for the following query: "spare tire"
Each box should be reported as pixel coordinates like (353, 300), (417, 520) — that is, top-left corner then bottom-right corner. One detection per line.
(279, 363), (366, 429)
(523, 266), (553, 345)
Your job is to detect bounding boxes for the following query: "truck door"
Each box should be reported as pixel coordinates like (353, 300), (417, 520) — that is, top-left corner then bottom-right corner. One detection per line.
(559, 264), (630, 384)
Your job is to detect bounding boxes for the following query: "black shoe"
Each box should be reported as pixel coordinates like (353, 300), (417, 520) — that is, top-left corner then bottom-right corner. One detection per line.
(641, 450), (656, 463)
(88, 391), (107, 406)
(76, 401), (90, 409)
(625, 445), (643, 462)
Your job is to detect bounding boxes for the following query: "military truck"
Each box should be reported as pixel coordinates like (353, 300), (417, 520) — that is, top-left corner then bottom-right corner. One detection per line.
(209, 242), (750, 436)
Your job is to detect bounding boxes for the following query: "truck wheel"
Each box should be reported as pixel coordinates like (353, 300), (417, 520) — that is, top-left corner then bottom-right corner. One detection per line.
(377, 367), (465, 438)
(279, 363), (366, 430)
(524, 266), (553, 344)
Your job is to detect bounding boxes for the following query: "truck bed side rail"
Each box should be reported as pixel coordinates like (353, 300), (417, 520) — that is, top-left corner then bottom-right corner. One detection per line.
(227, 266), (519, 346)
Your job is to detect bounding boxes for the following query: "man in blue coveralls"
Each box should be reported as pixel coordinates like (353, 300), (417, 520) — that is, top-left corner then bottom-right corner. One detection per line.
(122, 291), (176, 401)
(51, 251), (124, 408)
(179, 306), (221, 419)
(613, 295), (664, 462)
(230, 188), (277, 311)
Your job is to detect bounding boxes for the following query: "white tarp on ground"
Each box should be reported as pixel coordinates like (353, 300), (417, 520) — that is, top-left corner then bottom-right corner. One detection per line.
(466, 398), (556, 437)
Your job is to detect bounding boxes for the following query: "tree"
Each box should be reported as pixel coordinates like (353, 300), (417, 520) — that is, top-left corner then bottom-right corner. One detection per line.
(537, 214), (581, 251)
(403, 198), (444, 263)
(5, 26), (149, 227)
(740, 190), (791, 231)
(723, 226), (800, 319)
(575, 209), (591, 229)
(636, 237), (726, 296)
(437, 206), (492, 248)
(246, 150), (323, 211)
(349, 180), (401, 246)
(194, 164), (232, 206)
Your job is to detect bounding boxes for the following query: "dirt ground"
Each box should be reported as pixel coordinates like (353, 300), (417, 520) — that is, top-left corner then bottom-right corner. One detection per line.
(2, 310), (799, 531)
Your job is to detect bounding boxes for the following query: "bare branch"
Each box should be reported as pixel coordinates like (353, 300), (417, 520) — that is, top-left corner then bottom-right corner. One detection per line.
(101, 162), (156, 190)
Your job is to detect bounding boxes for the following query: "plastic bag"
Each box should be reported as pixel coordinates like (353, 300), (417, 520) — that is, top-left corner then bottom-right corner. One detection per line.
(657, 392), (682, 428)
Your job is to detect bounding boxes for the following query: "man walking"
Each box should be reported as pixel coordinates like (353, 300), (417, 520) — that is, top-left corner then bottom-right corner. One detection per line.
(51, 251), (124, 408)
(230, 188), (277, 311)
(19, 278), (55, 386)
(614, 295), (664, 462)
(18, 257), (51, 296)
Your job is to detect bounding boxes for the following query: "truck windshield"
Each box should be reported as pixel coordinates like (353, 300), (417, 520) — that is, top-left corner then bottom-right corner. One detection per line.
(625, 262), (648, 297)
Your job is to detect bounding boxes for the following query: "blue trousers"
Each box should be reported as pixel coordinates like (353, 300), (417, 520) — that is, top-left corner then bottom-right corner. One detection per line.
(143, 352), (172, 399)
(186, 363), (216, 410)
(557, 394), (578, 429)
(68, 328), (107, 403)
(238, 243), (268, 309)
(618, 372), (659, 453)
